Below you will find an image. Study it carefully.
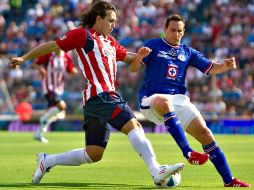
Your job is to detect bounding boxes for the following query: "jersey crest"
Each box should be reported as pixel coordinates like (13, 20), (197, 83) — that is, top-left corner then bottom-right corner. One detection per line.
(178, 54), (186, 62)
(167, 65), (178, 79)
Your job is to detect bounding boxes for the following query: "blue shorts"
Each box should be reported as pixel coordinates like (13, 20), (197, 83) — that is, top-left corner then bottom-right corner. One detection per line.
(83, 91), (135, 148)
(45, 91), (62, 107)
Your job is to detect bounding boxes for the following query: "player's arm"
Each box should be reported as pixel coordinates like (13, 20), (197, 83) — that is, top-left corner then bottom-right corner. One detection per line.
(209, 57), (236, 74)
(9, 41), (60, 69)
(10, 28), (87, 69)
(128, 46), (151, 72)
(123, 52), (136, 65)
(70, 67), (78, 76)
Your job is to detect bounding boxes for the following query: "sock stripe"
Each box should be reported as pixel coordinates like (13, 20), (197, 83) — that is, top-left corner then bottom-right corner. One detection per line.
(204, 144), (219, 154)
(163, 111), (192, 159)
(164, 115), (176, 122)
(203, 142), (232, 184)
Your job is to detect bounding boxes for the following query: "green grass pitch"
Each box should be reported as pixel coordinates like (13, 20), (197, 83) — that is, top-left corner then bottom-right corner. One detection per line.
(0, 132), (253, 190)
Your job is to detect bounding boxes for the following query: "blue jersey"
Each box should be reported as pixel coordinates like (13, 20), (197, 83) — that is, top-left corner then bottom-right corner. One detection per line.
(139, 38), (213, 100)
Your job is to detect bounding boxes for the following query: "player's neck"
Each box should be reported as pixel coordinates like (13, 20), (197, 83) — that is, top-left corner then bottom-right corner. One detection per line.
(162, 37), (180, 48)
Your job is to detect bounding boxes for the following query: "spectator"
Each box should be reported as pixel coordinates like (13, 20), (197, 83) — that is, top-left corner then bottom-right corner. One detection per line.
(0, 0), (253, 119)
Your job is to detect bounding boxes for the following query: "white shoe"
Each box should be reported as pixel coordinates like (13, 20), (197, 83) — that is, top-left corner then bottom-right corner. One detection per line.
(153, 163), (185, 185)
(37, 136), (49, 143)
(32, 152), (50, 184)
(34, 130), (49, 143)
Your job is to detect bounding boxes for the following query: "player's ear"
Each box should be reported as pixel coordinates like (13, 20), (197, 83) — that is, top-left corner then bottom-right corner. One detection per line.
(164, 26), (167, 33)
(96, 15), (102, 23)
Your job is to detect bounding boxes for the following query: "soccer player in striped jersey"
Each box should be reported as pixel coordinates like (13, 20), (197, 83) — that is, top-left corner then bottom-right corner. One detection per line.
(130, 14), (251, 187)
(33, 49), (78, 143)
(9, 1), (185, 186)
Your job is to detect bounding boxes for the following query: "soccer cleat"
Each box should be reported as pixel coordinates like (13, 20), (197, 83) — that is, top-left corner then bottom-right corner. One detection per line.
(188, 151), (209, 165)
(32, 152), (50, 184)
(153, 163), (185, 185)
(224, 178), (251, 187)
(34, 130), (49, 143)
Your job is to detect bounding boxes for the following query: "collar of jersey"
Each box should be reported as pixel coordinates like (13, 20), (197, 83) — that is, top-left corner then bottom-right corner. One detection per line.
(89, 28), (106, 37)
(161, 37), (180, 49)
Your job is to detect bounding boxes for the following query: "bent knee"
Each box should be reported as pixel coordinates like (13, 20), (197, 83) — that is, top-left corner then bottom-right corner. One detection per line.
(152, 96), (173, 114)
(121, 118), (142, 134)
(86, 146), (105, 162)
(89, 154), (103, 162)
(57, 101), (66, 111)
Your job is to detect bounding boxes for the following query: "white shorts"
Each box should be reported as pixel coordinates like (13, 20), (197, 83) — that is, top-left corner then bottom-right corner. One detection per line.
(140, 94), (202, 130)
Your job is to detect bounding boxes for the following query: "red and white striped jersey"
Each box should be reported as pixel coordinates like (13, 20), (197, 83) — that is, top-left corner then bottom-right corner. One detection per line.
(56, 28), (127, 104)
(35, 51), (75, 95)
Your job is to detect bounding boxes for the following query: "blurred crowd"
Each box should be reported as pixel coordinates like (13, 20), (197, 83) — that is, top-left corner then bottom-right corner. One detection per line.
(0, 0), (253, 119)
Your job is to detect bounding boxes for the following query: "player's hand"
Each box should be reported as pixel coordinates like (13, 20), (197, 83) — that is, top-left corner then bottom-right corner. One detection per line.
(137, 47), (152, 59)
(224, 57), (236, 70)
(9, 57), (25, 69)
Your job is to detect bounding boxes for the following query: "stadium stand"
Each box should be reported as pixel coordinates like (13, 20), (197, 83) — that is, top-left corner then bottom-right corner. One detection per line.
(0, 0), (253, 132)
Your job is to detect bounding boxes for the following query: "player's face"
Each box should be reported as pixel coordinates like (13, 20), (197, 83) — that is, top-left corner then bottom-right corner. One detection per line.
(95, 10), (116, 36)
(164, 20), (185, 46)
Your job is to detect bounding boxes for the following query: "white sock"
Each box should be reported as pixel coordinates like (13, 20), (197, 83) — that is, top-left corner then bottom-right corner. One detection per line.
(46, 110), (65, 126)
(45, 148), (93, 168)
(55, 110), (66, 120)
(40, 106), (61, 132)
(128, 128), (160, 175)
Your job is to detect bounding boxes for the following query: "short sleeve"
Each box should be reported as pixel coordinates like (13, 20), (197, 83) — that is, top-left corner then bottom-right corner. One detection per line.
(56, 28), (87, 52)
(189, 48), (213, 75)
(115, 40), (127, 61)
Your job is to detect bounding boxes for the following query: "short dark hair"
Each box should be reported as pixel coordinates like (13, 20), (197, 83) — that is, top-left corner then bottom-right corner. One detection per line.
(80, 1), (117, 28)
(165, 14), (185, 28)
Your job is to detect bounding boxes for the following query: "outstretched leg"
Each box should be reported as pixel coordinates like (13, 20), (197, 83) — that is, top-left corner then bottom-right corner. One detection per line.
(32, 148), (95, 184)
(186, 116), (251, 187)
(119, 118), (185, 185)
(33, 121), (109, 184)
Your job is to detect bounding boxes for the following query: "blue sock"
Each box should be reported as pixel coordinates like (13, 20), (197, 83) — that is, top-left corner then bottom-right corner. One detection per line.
(203, 141), (233, 184)
(164, 112), (192, 159)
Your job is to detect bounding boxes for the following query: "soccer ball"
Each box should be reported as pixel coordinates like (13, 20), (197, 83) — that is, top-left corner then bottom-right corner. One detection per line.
(156, 173), (181, 188)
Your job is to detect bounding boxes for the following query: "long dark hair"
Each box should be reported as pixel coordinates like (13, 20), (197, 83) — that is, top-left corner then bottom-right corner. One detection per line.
(80, 1), (117, 28)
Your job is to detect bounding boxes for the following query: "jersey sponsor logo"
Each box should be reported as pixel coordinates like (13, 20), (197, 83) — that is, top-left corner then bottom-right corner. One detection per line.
(167, 64), (178, 79)
(157, 51), (170, 59)
(102, 48), (116, 58)
(157, 48), (179, 59)
(101, 37), (116, 58)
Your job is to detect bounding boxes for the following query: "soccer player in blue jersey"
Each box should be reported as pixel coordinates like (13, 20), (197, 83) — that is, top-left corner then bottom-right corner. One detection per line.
(130, 14), (251, 187)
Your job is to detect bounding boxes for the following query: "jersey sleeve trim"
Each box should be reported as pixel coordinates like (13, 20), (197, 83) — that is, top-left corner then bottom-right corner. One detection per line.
(204, 62), (214, 75)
